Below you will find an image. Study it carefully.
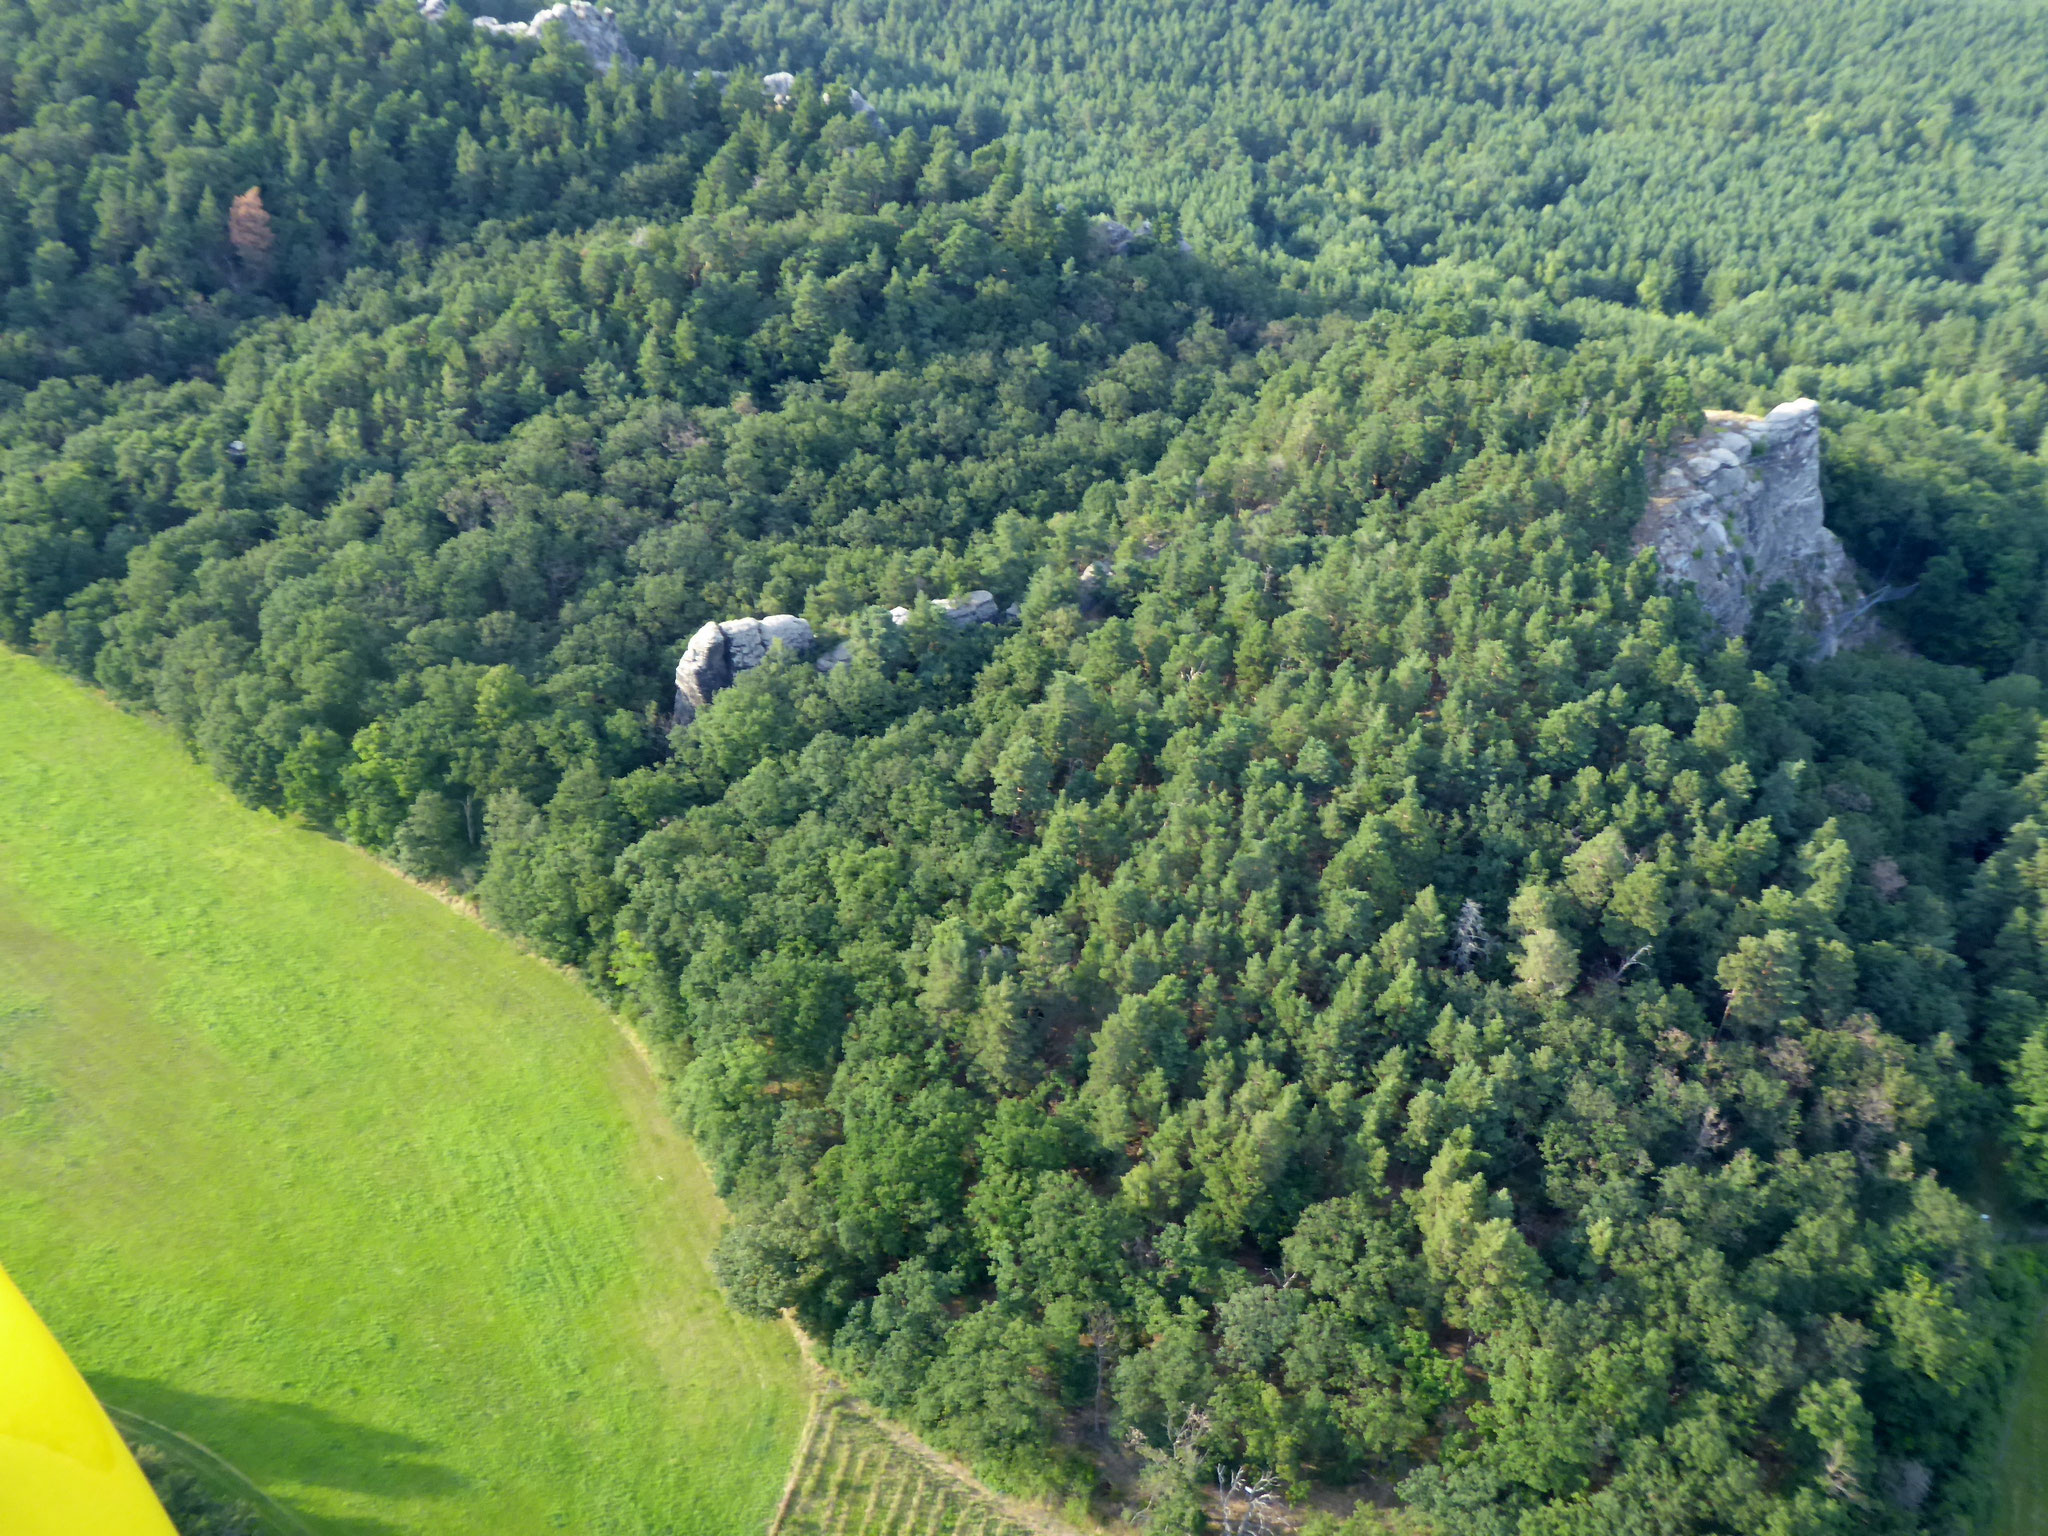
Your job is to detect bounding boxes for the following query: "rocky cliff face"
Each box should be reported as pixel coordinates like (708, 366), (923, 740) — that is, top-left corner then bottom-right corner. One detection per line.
(673, 615), (812, 720)
(1634, 399), (1876, 657)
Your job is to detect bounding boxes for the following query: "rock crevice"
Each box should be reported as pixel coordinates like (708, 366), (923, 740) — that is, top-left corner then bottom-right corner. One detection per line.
(673, 615), (813, 720)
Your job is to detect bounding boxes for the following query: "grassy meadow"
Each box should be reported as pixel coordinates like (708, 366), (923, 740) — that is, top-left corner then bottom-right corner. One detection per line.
(0, 651), (806, 1535)
(1994, 1299), (2048, 1536)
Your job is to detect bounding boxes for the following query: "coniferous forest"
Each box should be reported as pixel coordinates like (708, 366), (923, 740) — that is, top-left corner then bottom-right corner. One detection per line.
(4, 0), (2048, 1531)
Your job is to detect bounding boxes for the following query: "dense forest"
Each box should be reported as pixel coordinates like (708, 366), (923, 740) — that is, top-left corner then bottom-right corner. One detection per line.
(4, 1), (2048, 1533)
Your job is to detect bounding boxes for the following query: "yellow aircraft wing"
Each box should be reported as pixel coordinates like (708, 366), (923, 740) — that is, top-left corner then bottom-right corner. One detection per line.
(0, 1262), (178, 1535)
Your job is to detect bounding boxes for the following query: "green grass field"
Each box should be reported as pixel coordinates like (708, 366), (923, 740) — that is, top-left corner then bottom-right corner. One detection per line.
(1994, 1299), (2048, 1536)
(0, 651), (806, 1535)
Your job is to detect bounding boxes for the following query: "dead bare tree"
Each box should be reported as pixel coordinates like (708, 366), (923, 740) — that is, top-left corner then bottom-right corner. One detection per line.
(1215, 1466), (1284, 1536)
(1811, 582), (1917, 660)
(227, 186), (273, 277)
(1604, 943), (1653, 982)
(1694, 1104), (1731, 1161)
(1451, 898), (1492, 973)
(1125, 1409), (1210, 1531)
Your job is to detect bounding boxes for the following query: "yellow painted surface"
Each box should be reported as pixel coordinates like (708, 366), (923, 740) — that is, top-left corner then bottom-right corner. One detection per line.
(0, 1261), (176, 1536)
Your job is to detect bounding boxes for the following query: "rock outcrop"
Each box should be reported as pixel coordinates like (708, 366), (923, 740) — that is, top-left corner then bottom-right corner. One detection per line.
(673, 614), (812, 719)
(428, 10), (883, 109)
(760, 70), (883, 127)
(461, 2), (636, 73)
(680, 594), (1008, 710)
(1634, 399), (1879, 658)
(1091, 217), (1149, 257)
(886, 590), (998, 629)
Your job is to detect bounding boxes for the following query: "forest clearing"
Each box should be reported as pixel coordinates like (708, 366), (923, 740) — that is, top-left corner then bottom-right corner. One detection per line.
(0, 651), (805, 1534)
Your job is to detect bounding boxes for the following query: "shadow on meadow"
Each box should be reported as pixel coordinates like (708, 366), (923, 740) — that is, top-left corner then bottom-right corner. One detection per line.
(94, 1373), (465, 1535)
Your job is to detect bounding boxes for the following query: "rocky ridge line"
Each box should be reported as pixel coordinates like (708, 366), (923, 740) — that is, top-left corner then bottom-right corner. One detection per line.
(418, 2), (637, 72)
(675, 594), (1010, 720)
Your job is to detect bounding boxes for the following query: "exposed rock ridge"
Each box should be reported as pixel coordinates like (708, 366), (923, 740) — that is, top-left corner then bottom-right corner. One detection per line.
(1634, 399), (1877, 658)
(424, 6), (885, 121)
(427, 1), (636, 73)
(675, 595), (1009, 719)
(887, 590), (998, 629)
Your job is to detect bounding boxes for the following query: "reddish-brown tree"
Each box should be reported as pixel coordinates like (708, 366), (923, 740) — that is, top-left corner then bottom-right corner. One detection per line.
(227, 186), (273, 272)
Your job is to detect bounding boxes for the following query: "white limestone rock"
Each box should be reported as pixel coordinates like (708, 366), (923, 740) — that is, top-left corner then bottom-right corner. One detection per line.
(811, 591), (1009, 679)
(673, 614), (813, 720)
(933, 590), (998, 627)
(885, 591), (1000, 629)
(1633, 399), (1877, 657)
(470, 2), (635, 73)
(760, 72), (883, 127)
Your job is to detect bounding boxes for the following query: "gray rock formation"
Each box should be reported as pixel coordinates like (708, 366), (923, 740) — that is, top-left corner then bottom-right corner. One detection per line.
(884, 591), (999, 629)
(673, 614), (813, 719)
(1634, 399), (1878, 658)
(467, 2), (635, 72)
(759, 71), (883, 127)
(934, 590), (999, 627)
(1091, 217), (1149, 257)
(1078, 561), (1116, 617)
(811, 591), (1006, 678)
(837, 86), (882, 127)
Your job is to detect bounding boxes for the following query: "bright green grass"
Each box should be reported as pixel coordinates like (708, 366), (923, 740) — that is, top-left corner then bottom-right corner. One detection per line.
(1994, 1300), (2048, 1536)
(0, 651), (805, 1536)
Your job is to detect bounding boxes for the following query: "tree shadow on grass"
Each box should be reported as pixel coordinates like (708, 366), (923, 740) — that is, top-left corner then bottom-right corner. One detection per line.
(93, 1374), (465, 1536)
